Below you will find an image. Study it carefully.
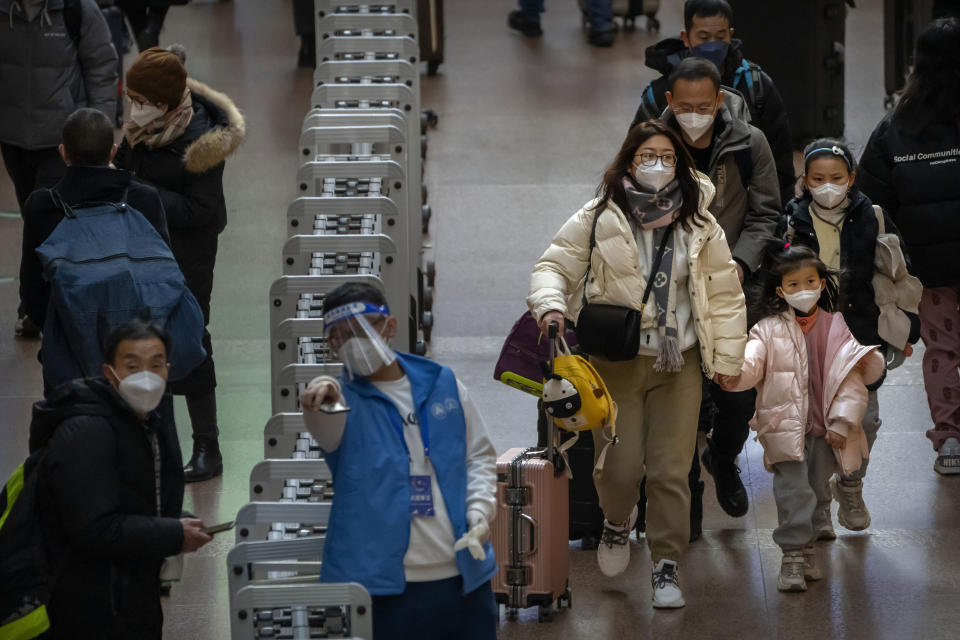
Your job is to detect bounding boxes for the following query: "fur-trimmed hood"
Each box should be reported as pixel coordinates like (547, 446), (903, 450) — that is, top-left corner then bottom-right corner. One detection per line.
(182, 77), (245, 174)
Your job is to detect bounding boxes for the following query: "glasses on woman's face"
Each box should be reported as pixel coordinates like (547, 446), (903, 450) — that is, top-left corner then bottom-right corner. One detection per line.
(635, 152), (677, 168)
(125, 91), (148, 107)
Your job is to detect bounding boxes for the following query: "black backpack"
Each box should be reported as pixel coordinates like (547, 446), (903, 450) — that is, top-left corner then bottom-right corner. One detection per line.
(0, 452), (55, 639)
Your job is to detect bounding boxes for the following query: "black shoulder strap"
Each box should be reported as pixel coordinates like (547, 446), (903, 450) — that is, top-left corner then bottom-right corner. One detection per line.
(581, 208), (604, 306)
(581, 208), (673, 309)
(51, 188), (129, 217)
(751, 65), (766, 110)
(62, 0), (82, 44)
(50, 189), (76, 219)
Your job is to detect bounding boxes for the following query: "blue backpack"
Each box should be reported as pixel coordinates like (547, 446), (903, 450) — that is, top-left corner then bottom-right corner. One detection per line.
(35, 192), (207, 392)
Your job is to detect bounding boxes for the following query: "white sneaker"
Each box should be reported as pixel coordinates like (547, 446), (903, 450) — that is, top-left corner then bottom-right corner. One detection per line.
(597, 505), (637, 577)
(651, 559), (685, 608)
(802, 544), (822, 581)
(830, 475), (871, 531)
(935, 437), (960, 475)
(778, 550), (807, 592)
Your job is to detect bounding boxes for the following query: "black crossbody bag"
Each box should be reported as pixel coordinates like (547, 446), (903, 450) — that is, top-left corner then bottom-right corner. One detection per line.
(574, 210), (674, 361)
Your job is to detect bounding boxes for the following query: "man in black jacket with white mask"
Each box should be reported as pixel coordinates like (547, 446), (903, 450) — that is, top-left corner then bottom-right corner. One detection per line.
(30, 320), (212, 639)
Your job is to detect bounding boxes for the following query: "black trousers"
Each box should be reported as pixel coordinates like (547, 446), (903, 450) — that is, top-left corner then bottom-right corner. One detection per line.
(114, 0), (170, 35)
(2, 144), (66, 317)
(167, 229), (218, 396)
(703, 379), (757, 459)
(0, 144), (65, 211)
(687, 378), (756, 488)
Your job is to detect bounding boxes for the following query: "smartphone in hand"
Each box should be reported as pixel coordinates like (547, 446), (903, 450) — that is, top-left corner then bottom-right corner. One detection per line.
(202, 521), (235, 535)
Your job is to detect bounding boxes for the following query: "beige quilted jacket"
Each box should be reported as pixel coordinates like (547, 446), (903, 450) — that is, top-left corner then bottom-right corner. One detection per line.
(527, 173), (747, 378)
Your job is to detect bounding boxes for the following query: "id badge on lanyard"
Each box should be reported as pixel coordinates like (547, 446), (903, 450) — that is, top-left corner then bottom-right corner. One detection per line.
(410, 474), (435, 517)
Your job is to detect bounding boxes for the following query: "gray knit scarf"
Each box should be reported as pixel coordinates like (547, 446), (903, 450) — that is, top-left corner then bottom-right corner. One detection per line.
(622, 176), (684, 372)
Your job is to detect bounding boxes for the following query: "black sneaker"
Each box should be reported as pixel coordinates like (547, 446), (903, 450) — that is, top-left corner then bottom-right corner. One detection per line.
(587, 29), (615, 47)
(507, 11), (543, 37)
(701, 444), (749, 517)
(14, 315), (40, 339)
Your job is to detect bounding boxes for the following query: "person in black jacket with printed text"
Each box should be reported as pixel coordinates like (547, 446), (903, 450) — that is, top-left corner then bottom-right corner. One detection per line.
(115, 45), (245, 482)
(858, 18), (960, 475)
(31, 321), (211, 639)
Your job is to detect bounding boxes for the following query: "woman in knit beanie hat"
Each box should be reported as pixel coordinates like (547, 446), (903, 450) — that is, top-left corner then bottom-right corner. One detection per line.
(116, 44), (246, 482)
(123, 47), (193, 149)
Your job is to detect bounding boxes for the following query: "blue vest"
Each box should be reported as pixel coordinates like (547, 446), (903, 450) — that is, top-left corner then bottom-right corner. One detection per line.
(320, 352), (497, 595)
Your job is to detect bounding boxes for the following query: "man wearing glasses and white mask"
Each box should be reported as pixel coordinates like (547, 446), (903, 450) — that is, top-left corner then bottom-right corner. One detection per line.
(655, 56), (780, 536)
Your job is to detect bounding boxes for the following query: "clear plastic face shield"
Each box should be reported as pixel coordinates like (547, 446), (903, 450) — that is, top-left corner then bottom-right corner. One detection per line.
(323, 302), (397, 380)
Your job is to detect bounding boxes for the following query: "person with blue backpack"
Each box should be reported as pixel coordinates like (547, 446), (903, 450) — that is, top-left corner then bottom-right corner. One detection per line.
(20, 108), (171, 339)
(630, 0), (795, 207)
(19, 107), (207, 400)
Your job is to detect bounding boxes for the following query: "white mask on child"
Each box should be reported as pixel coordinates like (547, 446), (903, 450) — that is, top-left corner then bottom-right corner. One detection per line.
(782, 288), (822, 314)
(810, 182), (849, 209)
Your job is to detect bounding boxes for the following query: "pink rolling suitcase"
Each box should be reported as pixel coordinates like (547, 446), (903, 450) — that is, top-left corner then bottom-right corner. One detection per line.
(491, 323), (572, 622)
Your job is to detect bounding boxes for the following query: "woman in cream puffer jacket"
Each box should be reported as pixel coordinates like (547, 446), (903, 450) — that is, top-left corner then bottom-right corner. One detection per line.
(528, 172), (746, 379)
(527, 121), (746, 609)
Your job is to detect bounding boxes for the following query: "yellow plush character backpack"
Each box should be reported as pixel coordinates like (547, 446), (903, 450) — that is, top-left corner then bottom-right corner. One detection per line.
(541, 337), (618, 471)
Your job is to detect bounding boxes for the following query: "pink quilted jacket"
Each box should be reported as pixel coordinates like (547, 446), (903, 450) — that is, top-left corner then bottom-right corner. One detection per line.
(732, 310), (886, 474)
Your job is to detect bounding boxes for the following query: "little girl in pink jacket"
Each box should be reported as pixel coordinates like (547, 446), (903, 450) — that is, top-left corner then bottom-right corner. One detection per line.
(720, 244), (885, 593)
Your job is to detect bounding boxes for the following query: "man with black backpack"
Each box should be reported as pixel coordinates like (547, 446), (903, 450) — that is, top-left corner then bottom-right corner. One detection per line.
(0, 320), (212, 640)
(657, 57), (780, 530)
(630, 0), (795, 207)
(0, 0), (118, 338)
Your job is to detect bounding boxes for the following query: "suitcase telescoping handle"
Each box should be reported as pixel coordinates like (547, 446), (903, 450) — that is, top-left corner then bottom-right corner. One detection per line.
(544, 322), (559, 464)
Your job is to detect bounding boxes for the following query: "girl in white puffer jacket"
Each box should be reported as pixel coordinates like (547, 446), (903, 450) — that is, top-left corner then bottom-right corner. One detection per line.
(720, 244), (884, 593)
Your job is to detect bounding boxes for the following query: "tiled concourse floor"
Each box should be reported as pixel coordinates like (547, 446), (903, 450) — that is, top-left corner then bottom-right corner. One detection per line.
(1, 1), (957, 638)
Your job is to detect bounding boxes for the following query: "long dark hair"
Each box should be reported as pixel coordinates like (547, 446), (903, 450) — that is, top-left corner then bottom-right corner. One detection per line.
(894, 17), (960, 127)
(749, 241), (841, 321)
(590, 120), (706, 231)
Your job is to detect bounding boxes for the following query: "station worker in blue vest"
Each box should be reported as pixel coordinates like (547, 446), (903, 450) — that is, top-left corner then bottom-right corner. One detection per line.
(301, 282), (499, 640)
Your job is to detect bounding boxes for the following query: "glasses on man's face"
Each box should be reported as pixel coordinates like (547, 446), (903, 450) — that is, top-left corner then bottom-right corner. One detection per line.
(635, 152), (677, 168)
